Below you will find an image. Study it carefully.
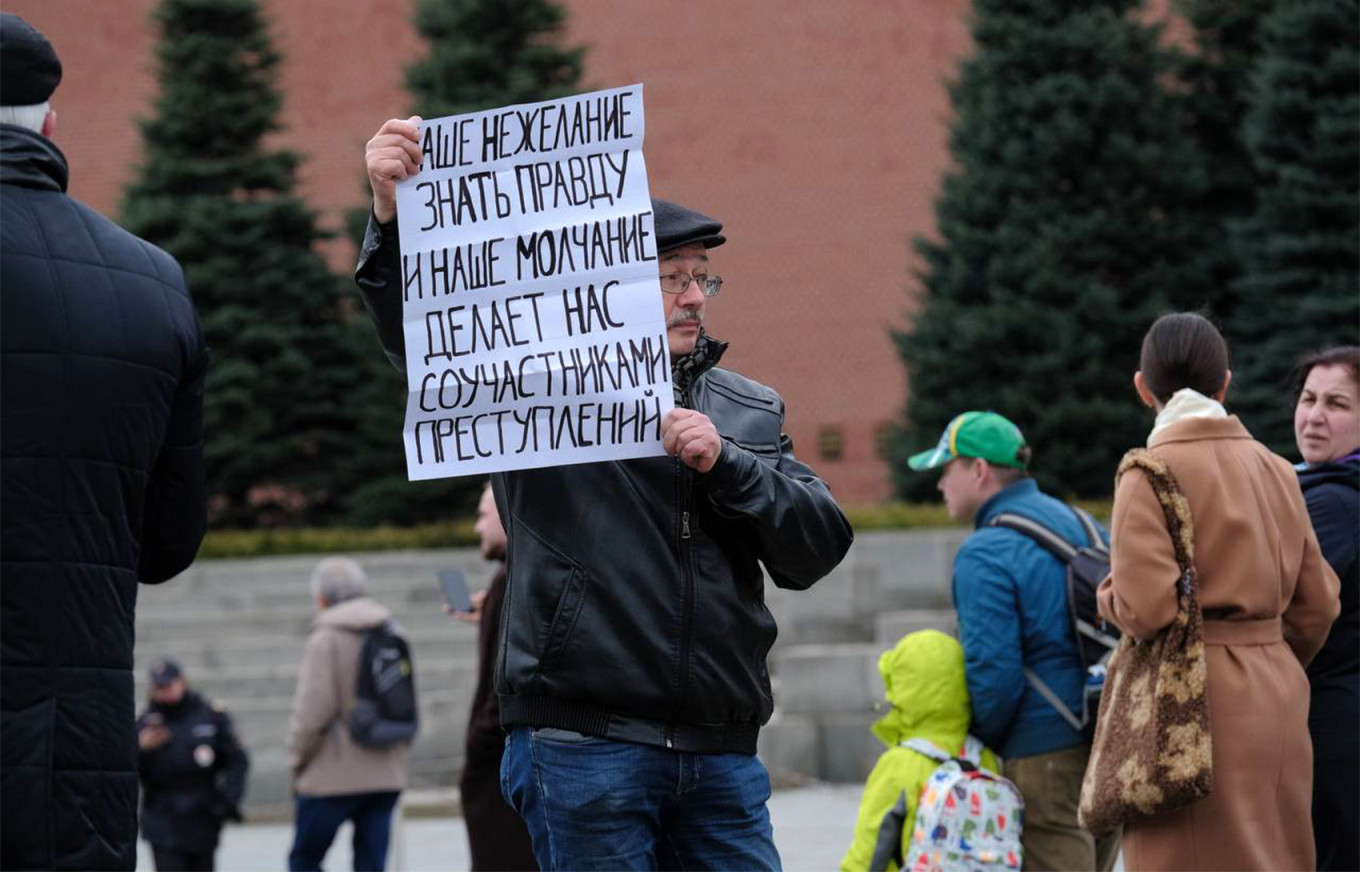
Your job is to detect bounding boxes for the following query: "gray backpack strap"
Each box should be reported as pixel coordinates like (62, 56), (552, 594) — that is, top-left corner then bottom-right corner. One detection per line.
(1070, 505), (1106, 552)
(989, 512), (1079, 562)
(902, 737), (954, 762)
(1024, 667), (1087, 732)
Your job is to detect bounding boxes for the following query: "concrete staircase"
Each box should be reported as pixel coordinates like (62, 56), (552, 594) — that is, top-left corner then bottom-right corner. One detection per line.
(133, 529), (969, 815)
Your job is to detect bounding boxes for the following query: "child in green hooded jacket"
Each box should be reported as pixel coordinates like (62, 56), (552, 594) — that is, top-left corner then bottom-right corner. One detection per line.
(840, 629), (1004, 871)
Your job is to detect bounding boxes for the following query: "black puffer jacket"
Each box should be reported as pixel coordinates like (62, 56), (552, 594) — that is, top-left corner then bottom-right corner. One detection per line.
(357, 215), (853, 753)
(0, 125), (208, 871)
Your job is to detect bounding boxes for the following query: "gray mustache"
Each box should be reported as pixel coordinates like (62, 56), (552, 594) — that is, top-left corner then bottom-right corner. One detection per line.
(667, 307), (704, 328)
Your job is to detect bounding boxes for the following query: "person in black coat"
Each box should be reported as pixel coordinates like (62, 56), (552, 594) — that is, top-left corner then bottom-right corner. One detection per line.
(1292, 346), (1360, 872)
(0, 14), (208, 871)
(137, 660), (249, 872)
(450, 484), (537, 871)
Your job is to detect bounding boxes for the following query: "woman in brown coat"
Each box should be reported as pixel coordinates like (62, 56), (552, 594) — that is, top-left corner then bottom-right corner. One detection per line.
(1097, 313), (1340, 871)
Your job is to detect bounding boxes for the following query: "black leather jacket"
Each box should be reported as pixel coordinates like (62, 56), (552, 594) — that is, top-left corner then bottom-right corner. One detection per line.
(356, 216), (853, 753)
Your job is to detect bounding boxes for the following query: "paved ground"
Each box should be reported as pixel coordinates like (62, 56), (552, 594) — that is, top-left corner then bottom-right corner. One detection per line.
(137, 783), (865, 870)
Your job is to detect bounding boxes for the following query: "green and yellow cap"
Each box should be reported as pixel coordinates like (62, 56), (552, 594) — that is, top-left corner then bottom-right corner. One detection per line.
(907, 411), (1029, 471)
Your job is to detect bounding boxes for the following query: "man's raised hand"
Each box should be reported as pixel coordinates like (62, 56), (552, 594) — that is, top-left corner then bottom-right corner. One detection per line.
(365, 116), (423, 224)
(663, 409), (724, 474)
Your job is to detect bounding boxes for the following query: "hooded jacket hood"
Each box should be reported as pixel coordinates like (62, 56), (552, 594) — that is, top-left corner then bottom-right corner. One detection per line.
(871, 629), (972, 748)
(313, 596), (392, 633)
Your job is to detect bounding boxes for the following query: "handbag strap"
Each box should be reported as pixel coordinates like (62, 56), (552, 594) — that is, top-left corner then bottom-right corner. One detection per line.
(1115, 448), (1198, 597)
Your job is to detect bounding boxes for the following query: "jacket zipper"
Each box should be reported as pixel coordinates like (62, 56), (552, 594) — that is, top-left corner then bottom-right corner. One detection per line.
(671, 385), (698, 749)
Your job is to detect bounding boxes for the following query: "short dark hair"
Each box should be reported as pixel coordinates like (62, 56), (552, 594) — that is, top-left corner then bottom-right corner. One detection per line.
(958, 455), (1030, 487)
(1291, 346), (1360, 399)
(1139, 313), (1230, 404)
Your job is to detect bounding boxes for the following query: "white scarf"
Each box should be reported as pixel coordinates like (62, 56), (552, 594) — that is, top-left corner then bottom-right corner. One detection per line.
(1147, 388), (1227, 446)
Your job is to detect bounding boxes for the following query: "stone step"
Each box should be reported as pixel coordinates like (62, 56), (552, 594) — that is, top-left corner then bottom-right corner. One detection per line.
(212, 686), (468, 734)
(757, 710), (888, 786)
(756, 712), (819, 787)
(845, 529), (964, 611)
(769, 643), (880, 716)
(873, 608), (958, 649)
(133, 625), (480, 672)
(135, 656), (477, 700)
(235, 748), (461, 807)
(138, 578), (476, 613)
(817, 711), (882, 783)
(134, 605), (473, 646)
(142, 553), (494, 607)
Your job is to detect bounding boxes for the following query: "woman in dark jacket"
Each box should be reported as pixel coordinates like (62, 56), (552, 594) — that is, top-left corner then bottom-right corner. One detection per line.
(1293, 345), (1360, 872)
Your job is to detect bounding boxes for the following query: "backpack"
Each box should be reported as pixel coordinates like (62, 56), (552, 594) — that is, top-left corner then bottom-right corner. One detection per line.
(348, 619), (419, 748)
(902, 737), (1024, 872)
(988, 505), (1119, 738)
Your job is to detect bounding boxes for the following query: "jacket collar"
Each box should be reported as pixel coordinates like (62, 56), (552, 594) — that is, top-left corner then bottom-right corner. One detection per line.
(1149, 415), (1253, 448)
(0, 124), (68, 192)
(1297, 455), (1360, 491)
(671, 330), (728, 397)
(973, 478), (1040, 528)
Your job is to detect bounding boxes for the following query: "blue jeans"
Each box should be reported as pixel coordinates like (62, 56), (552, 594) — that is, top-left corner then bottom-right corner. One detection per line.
(288, 791), (400, 872)
(501, 726), (781, 871)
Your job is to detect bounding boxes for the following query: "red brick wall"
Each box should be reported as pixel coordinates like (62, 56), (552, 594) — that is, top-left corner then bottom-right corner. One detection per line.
(6, 0), (975, 503)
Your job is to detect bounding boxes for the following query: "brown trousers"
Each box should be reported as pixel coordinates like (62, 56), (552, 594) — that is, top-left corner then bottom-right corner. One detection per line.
(1006, 745), (1120, 872)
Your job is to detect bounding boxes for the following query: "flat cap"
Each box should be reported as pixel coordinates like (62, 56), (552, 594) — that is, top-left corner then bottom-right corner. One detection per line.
(652, 198), (725, 253)
(0, 13), (61, 106)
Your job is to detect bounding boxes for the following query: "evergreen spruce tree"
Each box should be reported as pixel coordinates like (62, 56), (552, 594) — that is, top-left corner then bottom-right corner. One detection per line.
(1172, 0), (1276, 322)
(345, 0), (584, 243)
(1226, 0), (1360, 456)
(892, 0), (1216, 500)
(342, 0), (585, 523)
(406, 0), (584, 119)
(123, 0), (366, 527)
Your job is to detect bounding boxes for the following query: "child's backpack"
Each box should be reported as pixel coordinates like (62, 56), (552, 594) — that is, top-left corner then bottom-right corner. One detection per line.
(348, 619), (419, 748)
(988, 504), (1118, 738)
(902, 738), (1023, 872)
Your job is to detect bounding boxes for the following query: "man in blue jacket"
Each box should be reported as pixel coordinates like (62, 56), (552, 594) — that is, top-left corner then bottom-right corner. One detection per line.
(910, 412), (1118, 872)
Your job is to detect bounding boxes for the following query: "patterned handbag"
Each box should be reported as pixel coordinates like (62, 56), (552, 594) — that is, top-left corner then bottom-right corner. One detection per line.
(1078, 449), (1213, 835)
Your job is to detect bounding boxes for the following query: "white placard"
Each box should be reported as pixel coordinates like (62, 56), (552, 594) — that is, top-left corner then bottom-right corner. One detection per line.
(394, 84), (672, 480)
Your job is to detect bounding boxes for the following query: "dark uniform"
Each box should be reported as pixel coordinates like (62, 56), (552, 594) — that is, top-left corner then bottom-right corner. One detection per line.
(137, 691), (249, 872)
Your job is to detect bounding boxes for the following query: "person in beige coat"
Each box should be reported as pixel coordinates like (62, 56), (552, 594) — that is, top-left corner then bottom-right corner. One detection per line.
(287, 557), (409, 872)
(1098, 313), (1341, 872)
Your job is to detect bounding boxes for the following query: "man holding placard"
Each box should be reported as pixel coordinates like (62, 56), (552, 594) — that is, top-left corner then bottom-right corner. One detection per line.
(355, 87), (853, 870)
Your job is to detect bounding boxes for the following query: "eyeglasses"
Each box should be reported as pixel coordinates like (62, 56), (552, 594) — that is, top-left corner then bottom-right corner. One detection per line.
(658, 272), (723, 297)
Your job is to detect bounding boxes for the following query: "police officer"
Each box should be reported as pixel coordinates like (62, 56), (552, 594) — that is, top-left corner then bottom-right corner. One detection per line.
(137, 659), (250, 871)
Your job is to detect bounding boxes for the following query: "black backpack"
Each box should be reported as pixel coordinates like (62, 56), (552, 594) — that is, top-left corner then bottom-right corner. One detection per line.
(348, 619), (419, 748)
(989, 505), (1119, 738)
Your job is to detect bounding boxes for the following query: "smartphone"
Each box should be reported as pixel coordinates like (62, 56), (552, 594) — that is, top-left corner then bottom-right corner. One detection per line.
(438, 569), (473, 613)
